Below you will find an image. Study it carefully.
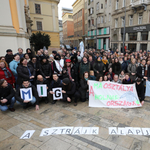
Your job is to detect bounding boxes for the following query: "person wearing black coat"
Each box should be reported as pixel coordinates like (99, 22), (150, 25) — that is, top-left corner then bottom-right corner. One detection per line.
(15, 80), (39, 110)
(112, 58), (121, 75)
(5, 49), (14, 64)
(0, 79), (15, 112)
(17, 58), (35, 86)
(78, 72), (89, 102)
(49, 73), (62, 104)
(136, 78), (145, 105)
(62, 78), (80, 106)
(93, 56), (106, 77)
(26, 48), (33, 59)
(122, 73), (133, 84)
(39, 57), (52, 84)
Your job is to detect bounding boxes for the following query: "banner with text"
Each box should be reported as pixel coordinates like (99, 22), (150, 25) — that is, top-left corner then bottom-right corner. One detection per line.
(89, 81), (141, 108)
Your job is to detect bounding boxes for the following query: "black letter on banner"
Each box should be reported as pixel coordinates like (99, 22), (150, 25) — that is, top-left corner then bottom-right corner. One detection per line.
(128, 129), (134, 135)
(44, 130), (49, 135)
(22, 133), (30, 139)
(66, 129), (72, 134)
(74, 128), (81, 134)
(111, 129), (117, 135)
(51, 129), (57, 135)
(60, 129), (66, 134)
(55, 90), (61, 98)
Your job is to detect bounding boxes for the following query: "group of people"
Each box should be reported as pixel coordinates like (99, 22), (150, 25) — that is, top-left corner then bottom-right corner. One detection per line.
(0, 47), (149, 112)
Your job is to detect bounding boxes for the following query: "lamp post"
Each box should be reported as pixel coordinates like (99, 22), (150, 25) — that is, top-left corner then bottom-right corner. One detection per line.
(123, 0), (126, 54)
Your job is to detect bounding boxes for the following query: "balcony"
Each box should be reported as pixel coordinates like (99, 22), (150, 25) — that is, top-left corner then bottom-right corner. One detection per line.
(131, 0), (150, 10)
(96, 9), (104, 15)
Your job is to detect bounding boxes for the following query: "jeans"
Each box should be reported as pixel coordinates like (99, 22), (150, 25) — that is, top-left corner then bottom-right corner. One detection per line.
(16, 96), (36, 106)
(0, 97), (16, 111)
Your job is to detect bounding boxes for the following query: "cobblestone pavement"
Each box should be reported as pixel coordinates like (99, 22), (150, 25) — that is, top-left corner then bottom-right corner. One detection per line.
(1, 98), (150, 150)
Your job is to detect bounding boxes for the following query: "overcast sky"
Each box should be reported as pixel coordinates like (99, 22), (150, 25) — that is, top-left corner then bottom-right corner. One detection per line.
(58, 0), (76, 20)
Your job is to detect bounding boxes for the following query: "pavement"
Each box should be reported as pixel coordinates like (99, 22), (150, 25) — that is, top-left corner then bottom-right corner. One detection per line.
(1, 97), (150, 150)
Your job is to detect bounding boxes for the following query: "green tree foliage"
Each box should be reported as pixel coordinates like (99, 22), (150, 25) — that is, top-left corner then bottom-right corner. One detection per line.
(30, 31), (51, 51)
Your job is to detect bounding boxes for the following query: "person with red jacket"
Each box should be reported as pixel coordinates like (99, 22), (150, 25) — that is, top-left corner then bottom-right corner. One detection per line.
(0, 60), (15, 87)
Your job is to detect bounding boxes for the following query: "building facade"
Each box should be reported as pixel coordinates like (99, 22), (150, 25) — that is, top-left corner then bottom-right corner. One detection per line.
(87, 0), (112, 50)
(59, 20), (63, 44)
(29, 0), (60, 50)
(62, 8), (74, 46)
(111, 0), (150, 52)
(0, 0), (31, 56)
(72, 0), (85, 48)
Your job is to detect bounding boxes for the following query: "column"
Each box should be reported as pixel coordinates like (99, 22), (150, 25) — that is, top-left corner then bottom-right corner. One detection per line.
(147, 31), (150, 50)
(137, 32), (141, 41)
(126, 33), (128, 41)
(52, 3), (56, 32)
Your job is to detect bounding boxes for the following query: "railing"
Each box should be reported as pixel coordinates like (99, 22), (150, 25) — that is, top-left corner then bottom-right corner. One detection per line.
(131, 0), (150, 7)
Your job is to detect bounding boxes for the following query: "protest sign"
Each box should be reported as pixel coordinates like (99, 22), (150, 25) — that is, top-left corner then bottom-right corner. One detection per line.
(89, 81), (141, 108)
(37, 84), (47, 97)
(145, 81), (150, 97)
(53, 88), (63, 100)
(20, 88), (33, 101)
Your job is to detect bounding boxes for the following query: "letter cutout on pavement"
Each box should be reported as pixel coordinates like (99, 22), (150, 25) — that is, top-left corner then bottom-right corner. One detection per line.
(72, 127), (82, 135)
(142, 128), (150, 136)
(117, 128), (126, 135)
(109, 127), (117, 135)
(20, 130), (35, 139)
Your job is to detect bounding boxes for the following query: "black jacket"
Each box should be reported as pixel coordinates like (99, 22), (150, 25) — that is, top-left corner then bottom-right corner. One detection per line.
(0, 84), (15, 105)
(36, 78), (50, 90)
(49, 78), (62, 91)
(136, 82), (145, 101)
(15, 83), (39, 105)
(5, 54), (13, 64)
(93, 61), (105, 76)
(137, 65), (147, 79)
(39, 62), (52, 78)
(112, 62), (121, 75)
(79, 79), (88, 99)
(17, 64), (35, 85)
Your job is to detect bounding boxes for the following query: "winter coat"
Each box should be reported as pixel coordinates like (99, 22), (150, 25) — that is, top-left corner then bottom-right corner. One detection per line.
(5, 54), (13, 64)
(137, 65), (147, 79)
(147, 65), (150, 81)
(79, 62), (90, 79)
(93, 61), (106, 76)
(0, 67), (15, 86)
(9, 60), (19, 76)
(127, 64), (137, 81)
(17, 64), (35, 85)
(28, 61), (38, 77)
(15, 53), (24, 59)
(136, 82), (145, 101)
(121, 61), (128, 72)
(78, 79), (88, 99)
(112, 62), (121, 75)
(122, 79), (133, 84)
(49, 78), (62, 91)
(0, 84), (15, 105)
(39, 62), (52, 78)
(15, 83), (39, 105)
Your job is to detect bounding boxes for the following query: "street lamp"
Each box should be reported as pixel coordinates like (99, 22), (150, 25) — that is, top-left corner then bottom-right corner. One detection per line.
(123, 0), (126, 54)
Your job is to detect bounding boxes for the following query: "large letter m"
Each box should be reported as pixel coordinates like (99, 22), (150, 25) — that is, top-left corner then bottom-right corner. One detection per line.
(22, 90), (31, 100)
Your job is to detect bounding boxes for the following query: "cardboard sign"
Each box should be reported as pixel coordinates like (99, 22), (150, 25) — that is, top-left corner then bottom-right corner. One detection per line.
(20, 88), (33, 101)
(89, 81), (141, 108)
(37, 84), (47, 97)
(20, 130), (35, 139)
(53, 88), (63, 100)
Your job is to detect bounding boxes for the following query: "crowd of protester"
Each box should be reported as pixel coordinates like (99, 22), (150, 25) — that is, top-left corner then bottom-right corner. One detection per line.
(0, 47), (149, 112)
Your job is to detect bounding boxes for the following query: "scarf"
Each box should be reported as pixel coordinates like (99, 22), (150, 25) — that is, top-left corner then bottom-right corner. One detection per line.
(84, 77), (88, 81)
(2, 67), (12, 78)
(67, 67), (72, 80)
(102, 59), (108, 65)
(54, 59), (64, 73)
(141, 65), (147, 76)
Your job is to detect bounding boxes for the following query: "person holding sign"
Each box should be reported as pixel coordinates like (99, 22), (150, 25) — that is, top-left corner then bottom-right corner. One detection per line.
(79, 72), (89, 102)
(15, 80), (39, 110)
(49, 73), (62, 104)
(62, 78), (80, 106)
(0, 79), (16, 112)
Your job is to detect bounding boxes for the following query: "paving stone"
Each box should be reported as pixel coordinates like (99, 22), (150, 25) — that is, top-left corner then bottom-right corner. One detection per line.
(115, 145), (129, 150)
(142, 141), (150, 150)
(20, 144), (40, 150)
(76, 144), (92, 150)
(130, 139), (142, 150)
(68, 145), (80, 150)
(0, 128), (12, 142)
(39, 137), (71, 150)
(97, 126), (109, 140)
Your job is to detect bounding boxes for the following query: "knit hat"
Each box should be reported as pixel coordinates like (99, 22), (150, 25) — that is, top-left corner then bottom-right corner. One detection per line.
(65, 59), (71, 63)
(6, 49), (12, 52)
(62, 78), (70, 85)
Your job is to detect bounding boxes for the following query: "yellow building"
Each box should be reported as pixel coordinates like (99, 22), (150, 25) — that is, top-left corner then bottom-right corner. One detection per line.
(0, 0), (31, 56)
(29, 0), (60, 50)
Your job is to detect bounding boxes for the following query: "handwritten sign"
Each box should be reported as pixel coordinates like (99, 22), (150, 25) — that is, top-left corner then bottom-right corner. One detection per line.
(89, 81), (141, 108)
(53, 88), (63, 100)
(20, 88), (33, 101)
(37, 84), (47, 97)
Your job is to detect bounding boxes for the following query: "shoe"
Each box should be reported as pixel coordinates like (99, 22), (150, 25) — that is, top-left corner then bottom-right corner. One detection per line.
(52, 100), (56, 104)
(9, 108), (15, 112)
(74, 103), (77, 106)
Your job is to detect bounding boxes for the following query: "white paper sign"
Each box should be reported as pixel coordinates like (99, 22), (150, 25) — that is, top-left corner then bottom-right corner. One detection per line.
(53, 88), (63, 100)
(37, 84), (47, 97)
(20, 88), (33, 101)
(40, 128), (51, 136)
(125, 127), (135, 135)
(109, 127), (117, 135)
(133, 128), (142, 135)
(81, 127), (91, 135)
(117, 128), (126, 135)
(72, 127), (83, 135)
(142, 128), (150, 136)
(90, 127), (99, 135)
(20, 130), (35, 139)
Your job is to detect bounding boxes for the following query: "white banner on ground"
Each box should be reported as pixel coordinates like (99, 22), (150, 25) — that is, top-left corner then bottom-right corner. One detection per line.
(37, 84), (47, 97)
(89, 81), (141, 108)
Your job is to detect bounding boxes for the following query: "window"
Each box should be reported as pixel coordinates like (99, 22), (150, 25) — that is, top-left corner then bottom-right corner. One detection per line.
(115, 19), (118, 27)
(129, 15), (133, 26)
(105, 15), (107, 23)
(101, 4), (103, 9)
(91, 19), (94, 26)
(122, 0), (125, 7)
(68, 15), (73, 19)
(138, 13), (143, 24)
(97, 16), (101, 24)
(116, 0), (119, 10)
(88, 20), (91, 27)
(101, 16), (104, 23)
(35, 4), (41, 14)
(105, 0), (107, 8)
(141, 32), (148, 41)
(109, 0), (111, 6)
(128, 33), (137, 41)
(96, 2), (99, 10)
(90, 8), (94, 15)
(109, 13), (111, 22)
(121, 17), (125, 27)
(36, 21), (42, 30)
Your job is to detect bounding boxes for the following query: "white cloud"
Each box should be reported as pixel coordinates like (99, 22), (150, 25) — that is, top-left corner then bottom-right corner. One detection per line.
(58, 0), (76, 20)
